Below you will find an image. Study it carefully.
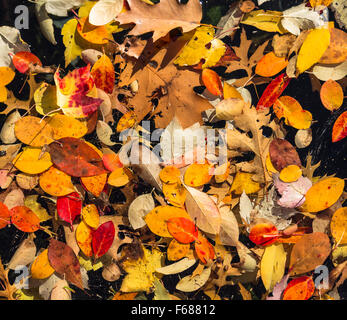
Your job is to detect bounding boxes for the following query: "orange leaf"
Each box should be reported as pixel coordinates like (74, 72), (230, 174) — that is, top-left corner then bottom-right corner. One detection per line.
(255, 52), (288, 77)
(10, 206), (40, 233)
(12, 51), (42, 73)
(159, 165), (180, 184)
(282, 276), (315, 300)
(320, 79), (344, 111)
(102, 153), (123, 171)
(201, 68), (223, 97)
(76, 17), (111, 46)
(194, 234), (215, 264)
(91, 54), (115, 94)
(167, 239), (190, 261)
(167, 217), (198, 244)
(332, 111), (347, 143)
(81, 173), (107, 197)
(184, 163), (213, 187)
(249, 223), (280, 246)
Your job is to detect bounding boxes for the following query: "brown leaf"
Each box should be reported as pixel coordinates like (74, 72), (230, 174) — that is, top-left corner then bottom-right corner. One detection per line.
(115, 0), (202, 42)
(47, 239), (84, 290)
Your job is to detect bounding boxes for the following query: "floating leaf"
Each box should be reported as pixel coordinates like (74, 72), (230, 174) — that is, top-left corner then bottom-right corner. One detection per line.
(202, 68), (223, 97)
(91, 54), (115, 94)
(249, 223), (279, 246)
(108, 168), (130, 187)
(128, 193), (155, 230)
(159, 166), (180, 184)
(194, 234), (215, 264)
(47, 114), (88, 140)
(230, 172), (261, 195)
(279, 165), (302, 183)
(0, 202), (11, 229)
(167, 239), (190, 261)
(12, 51), (42, 74)
(81, 173), (107, 197)
(76, 220), (93, 257)
(81, 204), (100, 229)
(320, 79), (344, 111)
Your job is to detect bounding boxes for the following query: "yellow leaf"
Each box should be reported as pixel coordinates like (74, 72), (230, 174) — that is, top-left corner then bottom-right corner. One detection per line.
(159, 166), (180, 184)
(0, 67), (15, 87)
(162, 181), (187, 207)
(167, 239), (190, 261)
(78, 254), (104, 271)
(13, 147), (53, 175)
(241, 10), (286, 33)
(223, 83), (243, 100)
(331, 208), (347, 244)
(144, 206), (191, 237)
(46, 114), (88, 139)
(309, 0), (333, 7)
(260, 243), (287, 292)
(61, 18), (83, 67)
(31, 249), (55, 279)
(14, 116), (54, 147)
(39, 166), (75, 197)
(120, 246), (163, 293)
(24, 195), (52, 222)
(266, 153), (278, 174)
(230, 172), (261, 195)
(279, 165), (302, 183)
(82, 204), (100, 229)
(116, 111), (137, 132)
(107, 168), (129, 187)
(81, 173), (108, 197)
(184, 163), (213, 187)
(174, 26), (226, 69)
(297, 28), (331, 74)
(0, 86), (7, 103)
(300, 177), (345, 213)
(34, 83), (59, 117)
(76, 220), (93, 257)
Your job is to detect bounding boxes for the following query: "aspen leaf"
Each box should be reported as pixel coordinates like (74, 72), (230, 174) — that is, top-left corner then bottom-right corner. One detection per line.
(215, 98), (245, 120)
(159, 166), (180, 184)
(10, 206), (41, 233)
(34, 83), (59, 117)
(116, 111), (137, 132)
(162, 181), (187, 207)
(57, 192), (82, 227)
(320, 79), (344, 111)
(96, 121), (115, 146)
(202, 68), (223, 97)
(16, 173), (39, 190)
(230, 172), (261, 195)
(241, 10), (286, 33)
(61, 18), (83, 67)
(91, 54), (115, 94)
(31, 249), (55, 280)
(249, 223), (279, 246)
(12, 51), (42, 74)
(167, 217), (198, 244)
(0, 202), (11, 229)
(184, 163), (212, 187)
(47, 114), (88, 140)
(76, 17), (112, 46)
(296, 28), (331, 74)
(107, 168), (129, 187)
(260, 243), (286, 292)
(81, 173), (108, 197)
(24, 195), (51, 222)
(194, 234), (215, 264)
(300, 177), (344, 213)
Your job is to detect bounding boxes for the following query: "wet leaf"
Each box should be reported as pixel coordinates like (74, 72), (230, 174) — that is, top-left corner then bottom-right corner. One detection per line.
(282, 276), (315, 300)
(92, 221), (115, 259)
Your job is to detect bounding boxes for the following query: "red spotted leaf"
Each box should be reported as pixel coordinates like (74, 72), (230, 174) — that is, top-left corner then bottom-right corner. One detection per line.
(202, 68), (223, 97)
(269, 138), (301, 171)
(256, 73), (290, 111)
(166, 217), (198, 244)
(194, 234), (215, 264)
(10, 206), (40, 233)
(332, 111), (347, 143)
(249, 223), (280, 246)
(12, 51), (42, 73)
(0, 202), (11, 229)
(92, 221), (115, 259)
(57, 192), (82, 227)
(48, 239), (84, 290)
(47, 137), (107, 177)
(282, 276), (315, 300)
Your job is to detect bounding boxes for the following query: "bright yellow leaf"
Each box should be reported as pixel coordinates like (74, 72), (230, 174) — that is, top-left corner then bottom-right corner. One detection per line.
(279, 165), (302, 183)
(230, 172), (261, 195)
(31, 249), (55, 279)
(331, 207), (347, 244)
(46, 114), (88, 139)
(82, 204), (100, 229)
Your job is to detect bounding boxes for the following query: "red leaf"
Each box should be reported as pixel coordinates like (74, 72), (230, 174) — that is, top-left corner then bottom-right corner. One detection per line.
(202, 68), (223, 97)
(269, 138), (301, 171)
(166, 217), (198, 244)
(194, 234), (215, 264)
(249, 223), (280, 246)
(256, 73), (290, 111)
(92, 221), (115, 259)
(57, 192), (82, 227)
(47, 137), (107, 177)
(332, 111), (347, 143)
(0, 202), (11, 229)
(12, 51), (42, 73)
(48, 239), (84, 290)
(282, 276), (315, 300)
